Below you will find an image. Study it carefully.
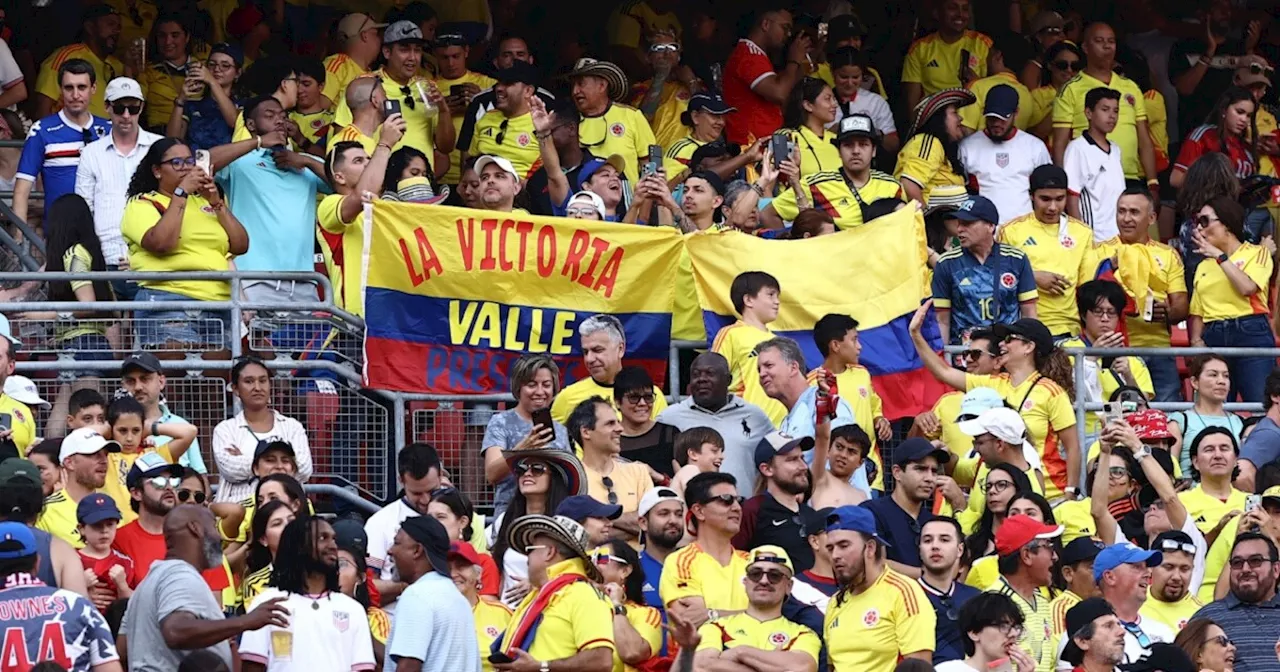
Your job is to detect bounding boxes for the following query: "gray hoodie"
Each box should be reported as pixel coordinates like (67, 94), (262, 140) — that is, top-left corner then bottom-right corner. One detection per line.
(656, 395), (774, 491)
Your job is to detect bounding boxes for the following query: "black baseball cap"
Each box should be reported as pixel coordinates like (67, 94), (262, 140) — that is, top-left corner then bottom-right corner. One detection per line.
(401, 515), (452, 575)
(82, 3), (119, 22)
(991, 318), (1054, 357)
(828, 14), (868, 43)
(496, 61), (538, 86)
(1030, 164), (1069, 191)
(253, 440), (295, 461)
(332, 517), (369, 559)
(1062, 597), (1115, 664)
(687, 170), (725, 196)
(803, 507), (835, 536)
(1060, 536), (1106, 566)
(555, 494), (622, 522)
(122, 352), (162, 375)
(1119, 643), (1197, 672)
(891, 437), (951, 467)
(834, 113), (878, 144)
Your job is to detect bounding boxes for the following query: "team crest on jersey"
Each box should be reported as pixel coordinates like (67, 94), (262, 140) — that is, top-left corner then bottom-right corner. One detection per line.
(1061, 236), (1075, 249)
(859, 387), (868, 398)
(200, 204), (216, 215)
(996, 153), (1009, 168)
(311, 119), (325, 129)
(333, 611), (350, 632)
(486, 625), (500, 638)
(863, 609), (879, 626)
(1235, 260), (1246, 269)
(611, 122), (626, 137)
(1125, 94), (1136, 107)
(1022, 399), (1035, 411)
(769, 632), (789, 647)
(517, 133), (531, 146)
(11, 408), (23, 423)
(678, 89), (692, 101)
(1000, 272), (1016, 288)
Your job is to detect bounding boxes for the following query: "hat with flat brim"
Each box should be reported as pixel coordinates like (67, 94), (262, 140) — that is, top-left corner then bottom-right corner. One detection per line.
(508, 514), (604, 582)
(504, 448), (589, 496)
(566, 58), (629, 102)
(908, 88), (976, 137)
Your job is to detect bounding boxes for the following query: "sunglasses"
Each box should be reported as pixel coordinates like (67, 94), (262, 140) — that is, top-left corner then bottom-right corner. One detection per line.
(1038, 26), (1063, 35)
(163, 156), (198, 169)
(1195, 215), (1220, 229)
(1208, 635), (1234, 648)
(1228, 554), (1273, 570)
(591, 550), (629, 565)
(1003, 334), (1033, 345)
(1052, 60), (1081, 72)
(112, 102), (142, 116)
(176, 488), (207, 504)
(602, 476), (618, 505)
(513, 460), (548, 476)
(1158, 539), (1195, 555)
(1123, 621), (1151, 649)
(1248, 62), (1275, 75)
(495, 118), (509, 145)
(745, 568), (788, 585)
(701, 493), (745, 506)
(649, 43), (679, 52)
(1025, 540), (1056, 554)
(962, 349), (991, 361)
(147, 476), (181, 490)
(398, 85), (417, 110)
(623, 392), (655, 405)
(430, 486), (457, 498)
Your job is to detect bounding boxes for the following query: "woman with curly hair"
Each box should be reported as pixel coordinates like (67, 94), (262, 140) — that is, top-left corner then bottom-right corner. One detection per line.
(897, 88), (975, 205)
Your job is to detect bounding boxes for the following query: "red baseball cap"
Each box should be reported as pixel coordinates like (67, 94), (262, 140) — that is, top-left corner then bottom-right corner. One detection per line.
(448, 540), (482, 566)
(995, 515), (1063, 557)
(226, 4), (264, 40)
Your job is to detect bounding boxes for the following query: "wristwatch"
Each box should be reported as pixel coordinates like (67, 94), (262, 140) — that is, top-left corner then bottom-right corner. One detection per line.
(613, 603), (627, 616)
(1217, 253), (1230, 264)
(539, 662), (550, 672)
(172, 186), (188, 199)
(1134, 445), (1151, 461)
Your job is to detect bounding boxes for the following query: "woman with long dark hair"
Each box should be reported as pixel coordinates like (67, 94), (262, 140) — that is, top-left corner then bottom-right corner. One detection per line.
(1173, 87), (1257, 189)
(826, 47), (899, 157)
(966, 488), (1060, 592)
(1029, 42), (1084, 139)
(897, 88), (975, 205)
(121, 137), (248, 350)
(427, 486), (500, 596)
(964, 464), (1035, 563)
(240, 499), (297, 605)
(783, 77), (840, 178)
(911, 304), (1082, 501)
(593, 539), (662, 672)
(212, 356), (312, 504)
(380, 146), (445, 202)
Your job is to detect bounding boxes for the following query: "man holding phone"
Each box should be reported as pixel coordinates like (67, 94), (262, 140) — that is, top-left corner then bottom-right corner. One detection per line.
(431, 32), (494, 186)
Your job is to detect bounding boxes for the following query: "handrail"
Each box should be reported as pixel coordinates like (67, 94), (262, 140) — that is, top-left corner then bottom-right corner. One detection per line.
(0, 198), (47, 255)
(15, 356), (366, 387)
(303, 483), (382, 513)
(0, 223), (40, 271)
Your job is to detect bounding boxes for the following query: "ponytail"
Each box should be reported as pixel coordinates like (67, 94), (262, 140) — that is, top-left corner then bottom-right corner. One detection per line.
(1037, 347), (1076, 399)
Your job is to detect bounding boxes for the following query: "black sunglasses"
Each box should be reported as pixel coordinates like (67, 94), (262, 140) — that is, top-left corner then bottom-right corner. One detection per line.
(176, 488), (207, 504)
(601, 476), (618, 505)
(513, 460), (548, 476)
(398, 86), (416, 110)
(701, 493), (745, 506)
(496, 118), (509, 145)
(1052, 60), (1081, 72)
(111, 102), (142, 116)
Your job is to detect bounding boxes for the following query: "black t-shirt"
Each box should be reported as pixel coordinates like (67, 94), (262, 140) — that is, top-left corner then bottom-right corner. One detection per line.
(620, 422), (679, 478)
(523, 151), (596, 216)
(1168, 37), (1247, 132)
(733, 492), (816, 573)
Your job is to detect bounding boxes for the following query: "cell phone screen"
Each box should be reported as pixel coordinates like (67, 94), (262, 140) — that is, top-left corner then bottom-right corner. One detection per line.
(488, 653), (515, 665)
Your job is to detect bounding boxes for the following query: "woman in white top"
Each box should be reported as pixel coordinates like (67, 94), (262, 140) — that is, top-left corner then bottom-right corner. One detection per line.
(212, 357), (312, 503)
(936, 592), (1037, 671)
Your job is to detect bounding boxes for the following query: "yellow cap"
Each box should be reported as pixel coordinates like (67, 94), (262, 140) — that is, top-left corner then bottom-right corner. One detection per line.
(748, 545), (794, 574)
(1262, 485), (1280, 504)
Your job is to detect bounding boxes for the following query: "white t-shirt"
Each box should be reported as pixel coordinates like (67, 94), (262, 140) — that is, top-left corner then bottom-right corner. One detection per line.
(1063, 133), (1125, 242)
(828, 89), (896, 138)
(0, 39), (23, 97)
(486, 511), (531, 607)
(363, 497), (419, 615)
(239, 589), (376, 672)
(958, 128), (1051, 225)
(934, 661), (982, 672)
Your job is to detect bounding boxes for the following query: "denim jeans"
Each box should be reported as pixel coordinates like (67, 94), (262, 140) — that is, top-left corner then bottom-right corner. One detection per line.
(135, 287), (229, 348)
(1202, 314), (1276, 403)
(1144, 355), (1183, 403)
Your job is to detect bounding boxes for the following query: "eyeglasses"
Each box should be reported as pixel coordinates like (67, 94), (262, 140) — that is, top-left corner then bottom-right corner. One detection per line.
(525, 544), (549, 555)
(1108, 466), (1129, 480)
(649, 43), (679, 52)
(513, 460), (548, 476)
(601, 476), (619, 505)
(1038, 26), (1063, 35)
(1248, 62), (1275, 75)
(702, 493), (746, 506)
(176, 488), (207, 504)
(1228, 554), (1273, 570)
(206, 59), (236, 71)
(984, 479), (1015, 494)
(1196, 215), (1220, 229)
(590, 549), (629, 565)
(623, 392), (655, 405)
(1003, 334), (1033, 345)
(147, 476), (181, 490)
(111, 102), (142, 116)
(565, 206), (599, 218)
(1208, 635), (1234, 648)
(495, 118), (509, 145)
(1052, 60), (1081, 72)
(996, 621), (1025, 638)
(1158, 539), (1196, 555)
(398, 85), (417, 110)
(745, 568), (788, 585)
(1088, 307), (1119, 319)
(1025, 541), (1055, 554)
(163, 156), (198, 169)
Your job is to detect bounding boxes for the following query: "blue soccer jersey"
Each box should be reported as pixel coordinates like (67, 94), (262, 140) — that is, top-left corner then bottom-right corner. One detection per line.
(15, 111), (109, 219)
(931, 243), (1038, 344)
(0, 574), (119, 671)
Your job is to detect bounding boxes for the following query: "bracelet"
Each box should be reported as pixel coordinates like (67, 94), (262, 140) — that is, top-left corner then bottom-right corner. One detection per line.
(210, 202), (225, 211)
(751, 183), (766, 197)
(377, 142), (393, 151)
(256, 135), (262, 149)
(1146, 178), (1158, 186)
(151, 420), (161, 437)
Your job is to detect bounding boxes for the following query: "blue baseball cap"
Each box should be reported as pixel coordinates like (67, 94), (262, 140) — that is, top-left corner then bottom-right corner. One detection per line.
(983, 84), (1019, 120)
(555, 494), (622, 523)
(952, 195), (1000, 225)
(825, 505), (890, 546)
(77, 493), (122, 526)
(126, 451), (182, 490)
(0, 521), (36, 559)
(1092, 542), (1162, 583)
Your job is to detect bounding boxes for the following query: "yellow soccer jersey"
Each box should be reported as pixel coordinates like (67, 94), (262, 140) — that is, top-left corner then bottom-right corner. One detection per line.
(659, 542), (750, 611)
(630, 80), (693, 150)
(1028, 86), (1057, 131)
(432, 70), (498, 184)
(662, 135), (708, 178)
(897, 133), (966, 203)
(0, 395), (35, 456)
(1052, 71), (1147, 179)
(322, 53), (370, 109)
(989, 576), (1054, 672)
(786, 124), (842, 180)
(35, 489), (84, 548)
(1061, 337), (1154, 434)
(711, 320), (787, 425)
(825, 568), (936, 672)
(468, 110), (539, 179)
(929, 392), (973, 481)
(327, 123), (379, 155)
(36, 44), (125, 118)
(500, 560), (616, 661)
(291, 108), (335, 145)
(966, 372), (1076, 500)
(696, 612), (821, 665)
(549, 376), (667, 426)
(997, 212), (1098, 337)
(1145, 89), (1169, 169)
(578, 103), (656, 184)
(107, 0), (158, 57)
(615, 602), (664, 672)
(961, 72), (1035, 131)
(1189, 243), (1273, 322)
(902, 31), (992, 96)
(771, 170), (903, 230)
(1178, 486), (1248, 536)
(1140, 592), (1202, 633)
(1049, 589), (1082, 636)
(1090, 238), (1187, 347)
(606, 0), (682, 50)
(140, 61), (187, 129)
(475, 597), (514, 672)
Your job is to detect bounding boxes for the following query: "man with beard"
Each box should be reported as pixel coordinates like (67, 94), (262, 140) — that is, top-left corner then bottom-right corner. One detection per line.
(37, 428), (119, 547)
(120, 352), (206, 473)
(657, 353), (773, 491)
(918, 517), (980, 664)
(861, 438), (950, 577)
(120, 505), (288, 669)
(638, 486), (684, 611)
(957, 85), (1050, 223)
(112, 452), (182, 585)
(733, 433), (816, 572)
(932, 195), (1038, 346)
(661, 472), (750, 629)
(1092, 542), (1174, 664)
(823, 505), (935, 670)
(1192, 533), (1280, 671)
(1140, 530), (1202, 632)
(960, 36), (1035, 133)
(1059, 598), (1128, 672)
(240, 518), (375, 671)
(678, 171), (723, 232)
(33, 4), (123, 118)
(693, 546), (821, 672)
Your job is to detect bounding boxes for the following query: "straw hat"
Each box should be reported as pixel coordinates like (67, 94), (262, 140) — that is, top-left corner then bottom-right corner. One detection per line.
(503, 448), (589, 496)
(566, 58), (629, 102)
(908, 87), (976, 137)
(508, 514), (604, 582)
(925, 184), (970, 216)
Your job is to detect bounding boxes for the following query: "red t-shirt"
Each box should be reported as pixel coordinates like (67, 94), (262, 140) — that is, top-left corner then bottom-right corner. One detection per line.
(724, 39), (782, 144)
(78, 548), (136, 602)
(478, 552), (500, 597)
(112, 521), (166, 587)
(1174, 124), (1255, 177)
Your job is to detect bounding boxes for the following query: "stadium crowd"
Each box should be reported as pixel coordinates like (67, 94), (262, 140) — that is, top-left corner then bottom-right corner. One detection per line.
(6, 0), (1280, 670)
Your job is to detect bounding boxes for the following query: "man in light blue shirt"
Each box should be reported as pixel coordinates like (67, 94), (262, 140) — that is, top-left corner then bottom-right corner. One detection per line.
(384, 515), (481, 672)
(758, 336), (870, 495)
(213, 94), (329, 305)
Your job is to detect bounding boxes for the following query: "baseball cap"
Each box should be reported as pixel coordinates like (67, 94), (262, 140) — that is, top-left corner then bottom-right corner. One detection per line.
(983, 84), (1019, 120)
(122, 351), (162, 375)
(59, 427), (121, 463)
(834, 113), (878, 144)
(336, 12), (387, 41)
(77, 493), (122, 525)
(686, 92), (736, 115)
(209, 42), (245, 69)
(0, 458), (40, 485)
(1030, 164), (1069, 191)
(891, 437), (951, 467)
(748, 545), (794, 574)
(802, 507), (834, 536)
(1237, 61), (1273, 87)
(754, 431), (815, 468)
(0, 522), (37, 560)
(433, 32), (468, 48)
(105, 77), (144, 103)
(448, 539), (483, 566)
(555, 494), (622, 522)
(474, 155), (520, 182)
(576, 155), (626, 190)
(958, 387), (1005, 419)
(638, 486), (682, 518)
(126, 451), (182, 490)
(3, 376), (49, 408)
(401, 515), (452, 575)
(1093, 542), (1162, 583)
(1059, 536), (1106, 566)
(952, 195), (1000, 225)
(1027, 10), (1064, 35)
(567, 191), (607, 219)
(994, 514), (1063, 557)
(253, 440), (295, 461)
(825, 505), (890, 546)
(332, 517), (368, 558)
(0, 314), (22, 345)
(81, 3), (119, 22)
(1151, 530), (1197, 558)
(687, 170), (726, 196)
(959, 407), (1028, 445)
(991, 318), (1055, 357)
(1120, 643), (1197, 672)
(383, 20), (425, 45)
(1063, 597), (1115, 663)
(828, 14), (868, 42)
(496, 61), (539, 86)
(1261, 485), (1280, 508)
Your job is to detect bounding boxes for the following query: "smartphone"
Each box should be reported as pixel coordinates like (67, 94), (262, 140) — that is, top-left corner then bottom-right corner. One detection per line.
(383, 99), (401, 117)
(195, 149), (211, 175)
(1100, 401), (1121, 426)
(532, 408), (555, 437)
(0, 414), (10, 432)
(451, 84), (466, 97)
(644, 144), (662, 177)
(817, 22), (829, 39)
(1246, 494), (1263, 513)
(488, 653), (515, 665)
(959, 49), (972, 81)
(770, 133), (791, 169)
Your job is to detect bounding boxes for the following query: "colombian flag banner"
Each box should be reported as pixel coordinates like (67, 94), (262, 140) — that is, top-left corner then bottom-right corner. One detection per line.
(684, 206), (948, 419)
(362, 203), (683, 393)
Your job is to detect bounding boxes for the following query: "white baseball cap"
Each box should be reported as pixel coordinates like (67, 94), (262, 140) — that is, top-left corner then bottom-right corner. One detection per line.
(58, 427), (121, 463)
(567, 191), (606, 218)
(0, 314), (20, 345)
(104, 77), (144, 103)
(638, 486), (683, 518)
(474, 155), (520, 182)
(3, 376), (48, 408)
(958, 407), (1041, 468)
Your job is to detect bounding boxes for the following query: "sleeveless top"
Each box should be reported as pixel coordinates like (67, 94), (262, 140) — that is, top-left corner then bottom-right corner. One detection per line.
(31, 526), (58, 586)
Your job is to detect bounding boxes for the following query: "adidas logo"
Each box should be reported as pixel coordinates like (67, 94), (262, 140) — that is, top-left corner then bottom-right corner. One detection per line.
(926, 59), (940, 67)
(959, 278), (972, 286)
(1024, 237), (1037, 246)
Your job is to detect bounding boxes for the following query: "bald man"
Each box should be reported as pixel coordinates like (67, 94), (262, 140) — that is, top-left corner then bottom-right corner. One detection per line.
(657, 352), (774, 488)
(326, 76), (389, 155)
(119, 505), (288, 670)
